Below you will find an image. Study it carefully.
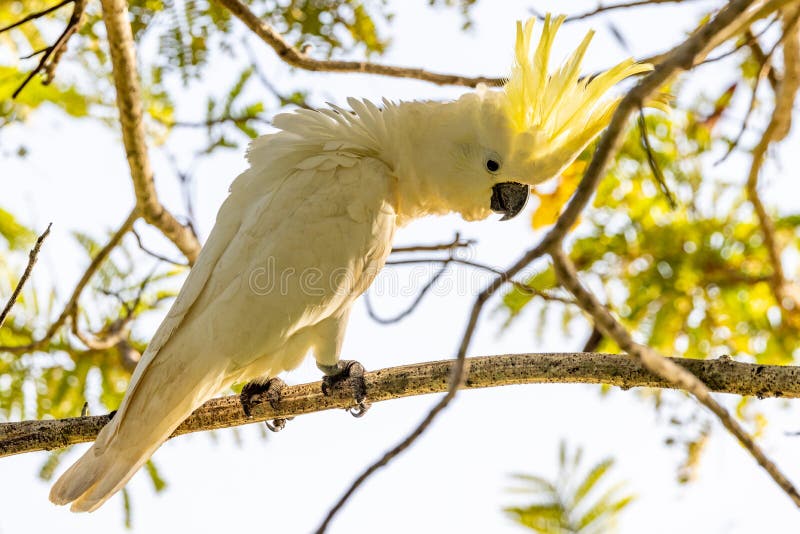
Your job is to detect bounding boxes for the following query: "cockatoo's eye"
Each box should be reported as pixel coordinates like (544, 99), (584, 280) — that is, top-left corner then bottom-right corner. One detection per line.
(485, 159), (501, 173)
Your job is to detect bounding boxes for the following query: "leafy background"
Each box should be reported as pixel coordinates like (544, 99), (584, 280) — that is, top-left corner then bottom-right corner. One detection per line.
(2, 1), (799, 532)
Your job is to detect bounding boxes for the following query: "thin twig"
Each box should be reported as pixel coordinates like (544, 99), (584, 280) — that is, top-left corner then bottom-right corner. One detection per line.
(0, 223), (51, 329)
(714, 68), (767, 165)
(745, 27), (781, 89)
(163, 152), (200, 238)
(638, 108), (677, 208)
(556, 0), (700, 22)
(715, 15), (793, 165)
(551, 248), (800, 507)
(389, 233), (474, 254)
(315, 251), (525, 532)
(364, 262), (450, 324)
(12, 0), (86, 98)
(318, 239), (568, 530)
(69, 273), (154, 351)
(700, 16), (779, 66)
(383, 257), (572, 304)
(215, 0), (503, 88)
(0, 0), (73, 34)
(131, 227), (189, 267)
(69, 312), (129, 352)
(156, 115), (273, 129)
(0, 209), (137, 355)
(365, 234), (479, 324)
(20, 47), (51, 60)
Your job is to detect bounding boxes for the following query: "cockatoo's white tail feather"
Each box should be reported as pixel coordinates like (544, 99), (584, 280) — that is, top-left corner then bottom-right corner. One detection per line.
(49, 426), (158, 512)
(50, 334), (227, 511)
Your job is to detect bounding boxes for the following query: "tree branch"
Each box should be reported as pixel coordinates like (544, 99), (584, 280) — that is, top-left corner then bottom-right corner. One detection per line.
(214, 0), (503, 88)
(99, 0), (201, 263)
(4, 352), (800, 459)
(243, 37), (314, 110)
(560, 0), (700, 22)
(550, 249), (800, 507)
(0, 223), (51, 329)
(745, 27), (781, 89)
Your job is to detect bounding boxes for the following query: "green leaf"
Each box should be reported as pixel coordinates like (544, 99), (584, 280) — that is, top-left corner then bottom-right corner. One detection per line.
(122, 487), (133, 529)
(38, 448), (70, 481)
(145, 459), (167, 492)
(0, 207), (35, 249)
(570, 459), (613, 508)
(575, 484), (634, 531)
(505, 441), (633, 533)
(0, 66), (90, 119)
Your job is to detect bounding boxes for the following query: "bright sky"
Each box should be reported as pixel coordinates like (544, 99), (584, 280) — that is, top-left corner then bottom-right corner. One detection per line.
(3, 1), (800, 532)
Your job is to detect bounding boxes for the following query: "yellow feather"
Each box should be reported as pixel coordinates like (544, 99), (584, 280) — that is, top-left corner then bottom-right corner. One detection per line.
(501, 13), (665, 182)
(541, 30), (595, 129)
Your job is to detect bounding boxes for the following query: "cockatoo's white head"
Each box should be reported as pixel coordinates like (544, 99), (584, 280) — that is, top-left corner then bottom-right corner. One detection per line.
(390, 14), (655, 222)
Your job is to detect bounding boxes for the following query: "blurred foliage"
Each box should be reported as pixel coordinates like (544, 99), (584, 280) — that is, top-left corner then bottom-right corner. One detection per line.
(504, 441), (634, 534)
(500, 35), (799, 487)
(505, 100), (799, 365)
(0, 213), (183, 513)
(428, 0), (478, 29)
(1, 0), (797, 528)
(0, 207), (35, 249)
(0, 66), (91, 126)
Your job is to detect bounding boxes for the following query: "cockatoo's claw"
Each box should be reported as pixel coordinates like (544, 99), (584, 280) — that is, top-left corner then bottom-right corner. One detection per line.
(265, 418), (287, 432)
(239, 377), (288, 431)
(348, 402), (370, 418)
(319, 360), (371, 417)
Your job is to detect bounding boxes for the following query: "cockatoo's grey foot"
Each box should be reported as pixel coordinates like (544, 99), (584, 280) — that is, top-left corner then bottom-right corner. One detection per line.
(318, 360), (370, 417)
(239, 377), (289, 432)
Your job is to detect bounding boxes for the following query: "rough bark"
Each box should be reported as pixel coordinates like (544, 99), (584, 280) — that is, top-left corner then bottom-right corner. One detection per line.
(2, 352), (798, 458)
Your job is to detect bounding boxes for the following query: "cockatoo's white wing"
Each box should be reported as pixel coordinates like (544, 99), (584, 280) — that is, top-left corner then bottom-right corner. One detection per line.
(50, 135), (397, 512)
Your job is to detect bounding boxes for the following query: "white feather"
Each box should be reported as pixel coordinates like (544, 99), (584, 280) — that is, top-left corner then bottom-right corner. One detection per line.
(50, 131), (398, 511)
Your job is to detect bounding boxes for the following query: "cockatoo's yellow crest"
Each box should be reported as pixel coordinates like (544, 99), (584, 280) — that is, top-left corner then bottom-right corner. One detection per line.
(501, 15), (656, 180)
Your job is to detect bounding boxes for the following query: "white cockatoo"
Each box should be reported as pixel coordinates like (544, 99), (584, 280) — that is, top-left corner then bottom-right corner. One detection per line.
(50, 15), (653, 512)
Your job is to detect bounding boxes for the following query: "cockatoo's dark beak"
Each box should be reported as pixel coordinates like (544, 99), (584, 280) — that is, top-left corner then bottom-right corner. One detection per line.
(490, 182), (529, 221)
